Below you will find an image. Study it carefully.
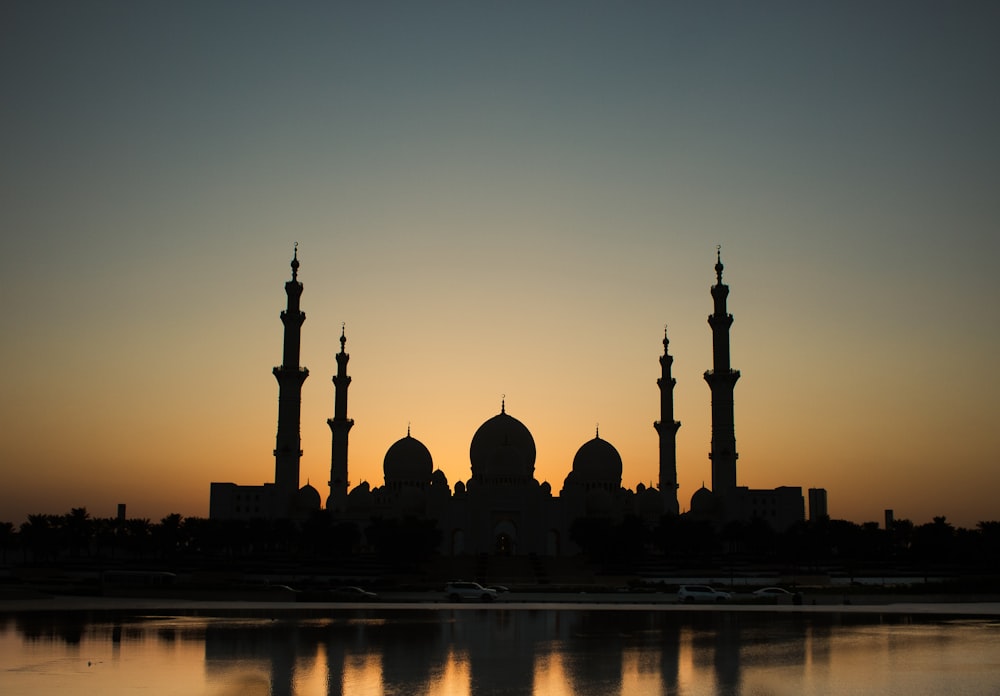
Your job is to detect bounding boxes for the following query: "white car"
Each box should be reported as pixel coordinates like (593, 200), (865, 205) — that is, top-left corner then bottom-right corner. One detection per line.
(677, 584), (732, 603)
(444, 581), (499, 602)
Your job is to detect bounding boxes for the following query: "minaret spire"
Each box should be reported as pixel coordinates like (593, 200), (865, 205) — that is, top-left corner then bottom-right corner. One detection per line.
(654, 324), (681, 515)
(327, 322), (354, 513)
(273, 247), (309, 517)
(704, 247), (740, 495)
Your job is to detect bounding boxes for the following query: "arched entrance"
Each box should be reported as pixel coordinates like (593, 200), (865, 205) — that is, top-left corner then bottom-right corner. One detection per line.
(492, 519), (517, 556)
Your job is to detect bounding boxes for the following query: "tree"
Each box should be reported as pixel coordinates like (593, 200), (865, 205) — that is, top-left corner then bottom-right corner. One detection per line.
(64, 507), (93, 558)
(365, 516), (441, 568)
(0, 521), (14, 564)
(154, 513), (186, 558)
(569, 516), (617, 564)
(20, 514), (59, 563)
(912, 516), (956, 564)
(123, 518), (153, 557)
(976, 521), (1000, 570)
(653, 515), (719, 561)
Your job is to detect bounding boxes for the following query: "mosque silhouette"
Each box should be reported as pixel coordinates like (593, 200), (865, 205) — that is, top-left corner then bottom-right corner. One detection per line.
(210, 248), (822, 556)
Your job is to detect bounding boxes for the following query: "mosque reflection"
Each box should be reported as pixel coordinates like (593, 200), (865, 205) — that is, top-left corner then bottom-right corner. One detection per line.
(5, 609), (907, 696)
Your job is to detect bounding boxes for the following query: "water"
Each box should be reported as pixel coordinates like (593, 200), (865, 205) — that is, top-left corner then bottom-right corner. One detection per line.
(2, 606), (999, 695)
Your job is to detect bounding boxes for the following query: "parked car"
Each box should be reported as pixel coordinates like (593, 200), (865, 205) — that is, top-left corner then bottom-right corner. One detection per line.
(676, 585), (732, 603)
(752, 587), (792, 598)
(329, 586), (379, 601)
(444, 581), (499, 602)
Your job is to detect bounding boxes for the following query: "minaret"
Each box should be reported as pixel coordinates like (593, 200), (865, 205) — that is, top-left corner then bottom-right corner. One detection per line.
(272, 245), (309, 517)
(653, 327), (681, 515)
(703, 247), (740, 494)
(327, 324), (354, 512)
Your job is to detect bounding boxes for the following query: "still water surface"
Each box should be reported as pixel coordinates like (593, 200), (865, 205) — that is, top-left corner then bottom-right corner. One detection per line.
(2, 606), (999, 696)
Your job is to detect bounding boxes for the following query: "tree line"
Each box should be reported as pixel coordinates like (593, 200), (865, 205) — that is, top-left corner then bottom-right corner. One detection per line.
(571, 514), (1000, 573)
(0, 508), (439, 569)
(2, 507), (998, 573)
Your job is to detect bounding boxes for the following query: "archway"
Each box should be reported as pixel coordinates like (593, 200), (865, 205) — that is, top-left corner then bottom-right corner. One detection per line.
(492, 519), (517, 556)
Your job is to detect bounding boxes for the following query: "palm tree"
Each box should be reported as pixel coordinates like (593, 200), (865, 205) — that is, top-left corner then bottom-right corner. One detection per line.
(64, 507), (93, 557)
(154, 513), (186, 558)
(20, 514), (59, 563)
(123, 518), (153, 557)
(0, 521), (14, 564)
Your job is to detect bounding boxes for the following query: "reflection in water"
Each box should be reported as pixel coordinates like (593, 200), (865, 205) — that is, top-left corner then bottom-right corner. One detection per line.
(2, 609), (999, 695)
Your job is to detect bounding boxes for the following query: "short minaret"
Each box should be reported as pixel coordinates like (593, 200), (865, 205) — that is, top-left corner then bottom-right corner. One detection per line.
(327, 324), (354, 512)
(703, 247), (740, 494)
(272, 246), (309, 517)
(653, 327), (681, 515)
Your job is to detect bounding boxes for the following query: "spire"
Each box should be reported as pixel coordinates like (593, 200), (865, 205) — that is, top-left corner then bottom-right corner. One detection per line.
(655, 324), (681, 515)
(705, 248), (740, 495)
(327, 317), (354, 513)
(273, 248), (309, 517)
(501, 394), (506, 414)
(595, 423), (600, 439)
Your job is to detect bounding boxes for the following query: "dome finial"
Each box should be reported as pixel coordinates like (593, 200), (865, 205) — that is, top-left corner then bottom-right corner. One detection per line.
(501, 394), (506, 414)
(714, 244), (724, 284)
(407, 421), (411, 437)
(291, 242), (300, 280)
(663, 324), (669, 349)
(340, 322), (347, 352)
(595, 422), (600, 439)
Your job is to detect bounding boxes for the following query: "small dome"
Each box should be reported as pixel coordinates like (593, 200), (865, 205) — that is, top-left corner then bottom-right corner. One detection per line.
(638, 486), (664, 516)
(470, 410), (536, 477)
(347, 482), (372, 512)
(690, 486), (716, 513)
(384, 434), (433, 482)
(296, 483), (321, 511)
(571, 436), (623, 483)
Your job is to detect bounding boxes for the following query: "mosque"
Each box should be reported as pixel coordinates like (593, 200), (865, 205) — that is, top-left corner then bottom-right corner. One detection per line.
(209, 249), (814, 556)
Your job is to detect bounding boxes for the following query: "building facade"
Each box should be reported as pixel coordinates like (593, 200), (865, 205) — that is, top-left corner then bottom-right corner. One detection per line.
(209, 249), (812, 552)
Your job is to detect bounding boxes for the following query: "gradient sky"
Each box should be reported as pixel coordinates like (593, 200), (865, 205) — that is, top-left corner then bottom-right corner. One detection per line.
(2, 2), (998, 528)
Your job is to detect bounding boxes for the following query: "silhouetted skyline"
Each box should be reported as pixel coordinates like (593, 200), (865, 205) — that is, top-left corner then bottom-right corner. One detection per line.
(1, 2), (998, 527)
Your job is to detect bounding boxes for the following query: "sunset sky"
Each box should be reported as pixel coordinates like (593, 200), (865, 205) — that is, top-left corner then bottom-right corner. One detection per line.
(2, 2), (998, 528)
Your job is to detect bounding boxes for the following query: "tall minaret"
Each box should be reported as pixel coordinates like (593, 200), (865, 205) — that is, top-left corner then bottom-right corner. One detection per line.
(703, 247), (740, 494)
(327, 324), (354, 513)
(653, 327), (681, 515)
(272, 245), (309, 517)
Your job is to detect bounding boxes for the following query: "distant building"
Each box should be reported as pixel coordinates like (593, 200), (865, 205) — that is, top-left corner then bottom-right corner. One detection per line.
(209, 249), (815, 552)
(809, 488), (829, 521)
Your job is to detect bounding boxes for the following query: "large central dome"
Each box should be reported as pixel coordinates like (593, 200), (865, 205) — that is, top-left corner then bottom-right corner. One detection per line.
(469, 406), (536, 479)
(384, 432), (433, 483)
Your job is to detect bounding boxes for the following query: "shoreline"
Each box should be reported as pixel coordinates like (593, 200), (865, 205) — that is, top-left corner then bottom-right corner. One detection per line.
(3, 592), (1000, 616)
